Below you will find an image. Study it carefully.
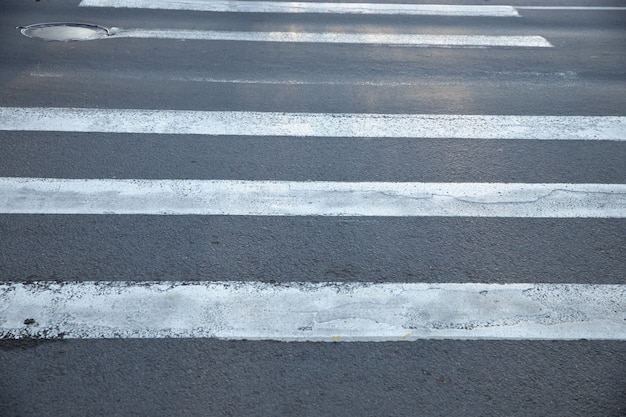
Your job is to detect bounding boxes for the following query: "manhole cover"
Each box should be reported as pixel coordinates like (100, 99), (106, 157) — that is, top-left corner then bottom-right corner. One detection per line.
(18, 23), (110, 41)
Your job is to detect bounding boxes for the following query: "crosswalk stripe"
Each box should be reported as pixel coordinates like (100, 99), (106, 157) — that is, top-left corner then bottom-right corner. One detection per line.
(2, 281), (624, 341)
(1, 108), (624, 140)
(105, 28), (552, 47)
(79, 0), (520, 17)
(2, 178), (625, 218)
(28, 69), (580, 86)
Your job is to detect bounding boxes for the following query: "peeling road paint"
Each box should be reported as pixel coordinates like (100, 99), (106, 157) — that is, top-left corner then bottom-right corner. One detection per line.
(1, 178), (625, 217)
(1, 282), (624, 341)
(1, 108), (624, 140)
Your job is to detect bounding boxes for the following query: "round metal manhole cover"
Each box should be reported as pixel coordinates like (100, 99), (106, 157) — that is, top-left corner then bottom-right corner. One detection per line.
(18, 23), (110, 41)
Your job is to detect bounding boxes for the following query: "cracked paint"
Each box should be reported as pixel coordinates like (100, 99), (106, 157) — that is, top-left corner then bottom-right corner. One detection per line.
(1, 282), (624, 341)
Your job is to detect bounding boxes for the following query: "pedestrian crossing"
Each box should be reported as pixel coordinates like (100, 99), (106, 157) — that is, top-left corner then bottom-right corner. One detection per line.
(35, 0), (555, 50)
(1, 0), (625, 345)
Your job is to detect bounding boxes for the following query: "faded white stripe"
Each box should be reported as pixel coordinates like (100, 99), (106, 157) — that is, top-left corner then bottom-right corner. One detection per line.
(1, 178), (625, 218)
(1, 281), (624, 341)
(79, 0), (520, 16)
(106, 28), (552, 47)
(1, 108), (624, 140)
(28, 70), (580, 86)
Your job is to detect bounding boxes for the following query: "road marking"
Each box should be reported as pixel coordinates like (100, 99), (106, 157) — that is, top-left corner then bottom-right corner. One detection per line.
(28, 70), (580, 86)
(105, 28), (551, 47)
(1, 178), (625, 218)
(1, 281), (624, 341)
(79, 0), (520, 16)
(104, 28), (551, 47)
(1, 108), (624, 140)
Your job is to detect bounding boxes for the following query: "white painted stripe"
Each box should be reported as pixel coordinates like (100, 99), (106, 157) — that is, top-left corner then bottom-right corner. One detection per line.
(1, 178), (625, 218)
(79, 0), (520, 16)
(1, 108), (624, 140)
(107, 28), (551, 47)
(105, 28), (551, 47)
(1, 281), (624, 341)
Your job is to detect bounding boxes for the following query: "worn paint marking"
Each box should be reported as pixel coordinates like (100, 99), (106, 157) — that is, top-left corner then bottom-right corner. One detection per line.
(1, 178), (625, 218)
(104, 29), (552, 48)
(28, 69), (580, 86)
(1, 282), (624, 341)
(79, 1), (520, 17)
(1, 108), (624, 140)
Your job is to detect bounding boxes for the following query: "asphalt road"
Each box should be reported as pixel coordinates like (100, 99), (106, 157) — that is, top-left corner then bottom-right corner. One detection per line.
(1, 0), (625, 416)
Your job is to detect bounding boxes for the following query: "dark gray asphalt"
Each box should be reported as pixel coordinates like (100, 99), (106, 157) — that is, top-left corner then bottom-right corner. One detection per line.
(2, 10), (625, 115)
(1, 339), (625, 417)
(1, 0), (625, 416)
(1, 216), (625, 284)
